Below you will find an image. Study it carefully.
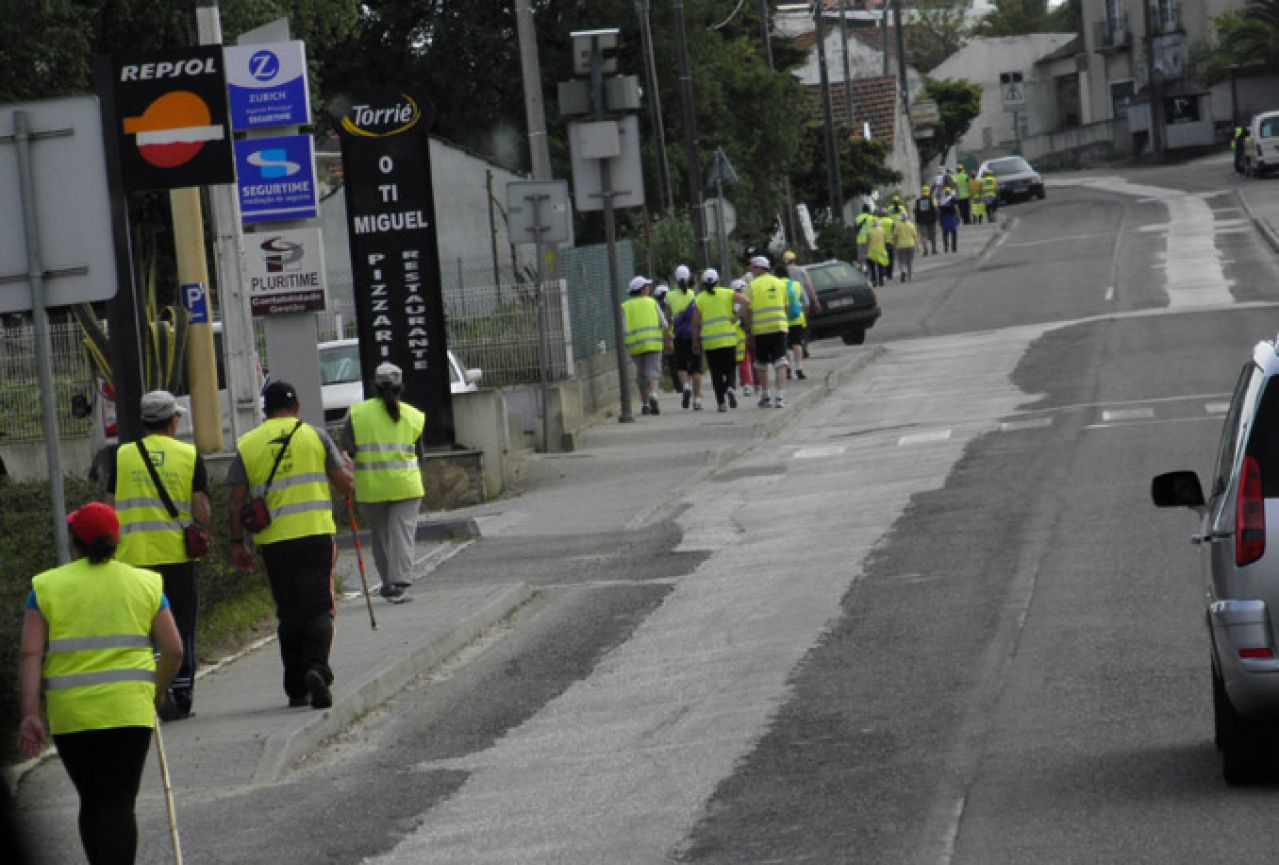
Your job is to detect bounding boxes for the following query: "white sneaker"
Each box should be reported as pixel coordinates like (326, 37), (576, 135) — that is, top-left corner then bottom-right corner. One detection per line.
(774, 395), (785, 408)
(693, 398), (703, 411)
(742, 384), (753, 396)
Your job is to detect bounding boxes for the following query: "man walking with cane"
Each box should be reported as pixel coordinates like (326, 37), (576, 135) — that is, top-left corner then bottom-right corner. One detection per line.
(228, 381), (354, 710)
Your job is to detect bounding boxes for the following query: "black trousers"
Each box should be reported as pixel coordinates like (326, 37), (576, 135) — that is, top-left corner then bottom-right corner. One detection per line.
(54, 726), (151, 865)
(154, 562), (197, 711)
(705, 347), (737, 404)
(959, 197), (971, 223)
(259, 535), (336, 700)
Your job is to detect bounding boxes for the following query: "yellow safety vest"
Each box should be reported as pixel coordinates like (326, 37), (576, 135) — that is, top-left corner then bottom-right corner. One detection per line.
(855, 212), (872, 244)
(982, 175), (997, 198)
(695, 288), (737, 350)
(622, 296), (664, 356)
(115, 435), (197, 566)
(895, 220), (918, 248)
(955, 171), (970, 198)
(785, 279), (807, 328)
(350, 398), (425, 503)
(735, 322), (747, 362)
(867, 223), (889, 265)
(749, 275), (789, 335)
(34, 558), (162, 734)
(667, 288), (695, 320)
(236, 418), (335, 544)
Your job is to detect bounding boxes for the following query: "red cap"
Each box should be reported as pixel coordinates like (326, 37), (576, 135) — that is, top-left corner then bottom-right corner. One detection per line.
(66, 502), (120, 546)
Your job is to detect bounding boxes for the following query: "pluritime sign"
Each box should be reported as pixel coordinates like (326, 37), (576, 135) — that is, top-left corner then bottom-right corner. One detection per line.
(242, 226), (326, 316)
(336, 89), (453, 447)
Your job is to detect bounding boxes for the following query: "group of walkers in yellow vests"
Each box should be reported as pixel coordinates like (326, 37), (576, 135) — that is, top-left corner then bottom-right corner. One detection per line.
(852, 166), (998, 287)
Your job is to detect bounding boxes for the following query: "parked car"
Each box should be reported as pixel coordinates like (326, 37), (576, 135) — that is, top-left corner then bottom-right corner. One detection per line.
(318, 338), (482, 429)
(976, 156), (1045, 203)
(1246, 110), (1279, 177)
(1152, 337), (1279, 784)
(800, 260), (882, 346)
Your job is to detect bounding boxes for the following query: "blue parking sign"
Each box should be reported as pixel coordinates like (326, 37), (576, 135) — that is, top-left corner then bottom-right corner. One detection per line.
(180, 282), (209, 323)
(224, 41), (310, 130)
(234, 134), (318, 223)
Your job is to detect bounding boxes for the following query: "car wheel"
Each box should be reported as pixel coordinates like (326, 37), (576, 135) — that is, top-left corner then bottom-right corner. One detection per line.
(1214, 662), (1265, 785)
(841, 329), (866, 346)
(1035, 187), (1045, 200)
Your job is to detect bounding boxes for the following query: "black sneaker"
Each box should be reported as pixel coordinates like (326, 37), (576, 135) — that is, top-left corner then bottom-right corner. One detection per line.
(649, 397), (660, 416)
(641, 403), (651, 415)
(682, 389), (691, 409)
(727, 389), (737, 409)
(381, 587), (414, 605)
(796, 369), (807, 381)
(288, 695), (310, 708)
(305, 669), (332, 710)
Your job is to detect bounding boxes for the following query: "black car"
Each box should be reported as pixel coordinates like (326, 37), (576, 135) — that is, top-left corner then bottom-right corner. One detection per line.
(977, 156), (1045, 203)
(801, 260), (881, 346)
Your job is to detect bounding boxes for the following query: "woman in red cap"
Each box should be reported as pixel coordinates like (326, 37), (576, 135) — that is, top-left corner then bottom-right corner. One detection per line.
(16, 502), (183, 865)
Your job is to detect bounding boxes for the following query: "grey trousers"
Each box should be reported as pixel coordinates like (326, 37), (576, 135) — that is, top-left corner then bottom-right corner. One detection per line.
(359, 498), (420, 590)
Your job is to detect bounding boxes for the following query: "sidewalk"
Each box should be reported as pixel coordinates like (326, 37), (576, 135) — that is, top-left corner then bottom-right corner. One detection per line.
(1236, 175), (1279, 253)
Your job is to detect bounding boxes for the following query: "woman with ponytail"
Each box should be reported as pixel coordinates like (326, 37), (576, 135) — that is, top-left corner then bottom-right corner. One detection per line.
(342, 362), (427, 604)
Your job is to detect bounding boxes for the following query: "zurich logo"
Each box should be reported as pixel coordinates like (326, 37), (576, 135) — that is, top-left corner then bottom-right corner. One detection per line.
(249, 49), (280, 82)
(247, 148), (300, 178)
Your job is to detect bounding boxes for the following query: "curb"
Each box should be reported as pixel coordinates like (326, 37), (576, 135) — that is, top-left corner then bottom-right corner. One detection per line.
(336, 516), (481, 551)
(1236, 188), (1279, 254)
(250, 581), (533, 785)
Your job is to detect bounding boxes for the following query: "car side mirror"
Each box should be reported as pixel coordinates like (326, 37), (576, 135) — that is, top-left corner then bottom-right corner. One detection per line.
(465, 368), (482, 385)
(1152, 471), (1206, 509)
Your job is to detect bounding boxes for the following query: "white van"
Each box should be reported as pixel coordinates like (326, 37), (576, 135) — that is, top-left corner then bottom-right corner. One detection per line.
(1247, 111), (1279, 177)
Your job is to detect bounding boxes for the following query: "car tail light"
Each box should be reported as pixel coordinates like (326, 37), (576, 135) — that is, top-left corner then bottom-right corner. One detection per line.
(1240, 647), (1275, 659)
(1236, 454), (1266, 566)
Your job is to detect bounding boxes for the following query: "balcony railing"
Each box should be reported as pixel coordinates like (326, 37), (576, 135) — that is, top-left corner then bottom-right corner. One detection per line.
(1093, 11), (1131, 50)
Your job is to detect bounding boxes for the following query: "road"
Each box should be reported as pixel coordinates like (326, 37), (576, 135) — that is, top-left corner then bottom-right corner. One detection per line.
(16, 153), (1279, 864)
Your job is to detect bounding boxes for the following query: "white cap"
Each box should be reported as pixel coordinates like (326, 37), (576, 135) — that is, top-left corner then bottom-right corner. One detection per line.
(628, 275), (653, 293)
(702, 268), (719, 285)
(374, 361), (403, 386)
(750, 255), (770, 269)
(730, 278), (747, 291)
(674, 264), (691, 283)
(653, 283), (670, 297)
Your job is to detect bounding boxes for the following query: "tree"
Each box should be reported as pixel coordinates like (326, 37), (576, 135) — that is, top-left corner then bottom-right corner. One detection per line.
(974, 0), (1051, 37)
(1192, 0), (1279, 83)
(917, 78), (982, 168)
(906, 4), (972, 74)
(791, 126), (899, 216)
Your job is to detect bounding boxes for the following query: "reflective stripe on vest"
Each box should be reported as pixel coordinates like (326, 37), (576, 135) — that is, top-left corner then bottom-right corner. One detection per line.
(237, 418), (335, 543)
(34, 558), (162, 734)
(749, 275), (789, 335)
(115, 435), (196, 566)
(622, 296), (664, 355)
(696, 288), (737, 350)
(351, 398), (426, 503)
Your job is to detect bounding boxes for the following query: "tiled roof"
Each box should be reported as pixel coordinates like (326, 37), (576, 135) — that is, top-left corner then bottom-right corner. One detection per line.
(804, 75), (900, 148)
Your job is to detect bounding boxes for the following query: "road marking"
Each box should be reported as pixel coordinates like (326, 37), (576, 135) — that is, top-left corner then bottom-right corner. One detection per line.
(899, 429), (953, 446)
(1086, 415), (1220, 430)
(999, 417), (1052, 432)
(1101, 407), (1154, 422)
(1205, 402), (1230, 414)
(1104, 284), (1115, 302)
(1003, 232), (1110, 248)
(793, 445), (847, 459)
(938, 796), (968, 865)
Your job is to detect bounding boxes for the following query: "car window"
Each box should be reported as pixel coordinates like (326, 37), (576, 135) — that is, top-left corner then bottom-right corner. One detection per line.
(807, 263), (867, 290)
(1246, 373), (1279, 497)
(1209, 363), (1264, 526)
(991, 158), (1032, 176)
(319, 345), (361, 385)
(1260, 118), (1279, 138)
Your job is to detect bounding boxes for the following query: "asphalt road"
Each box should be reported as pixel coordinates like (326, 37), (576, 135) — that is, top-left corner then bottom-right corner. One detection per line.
(17, 153), (1279, 864)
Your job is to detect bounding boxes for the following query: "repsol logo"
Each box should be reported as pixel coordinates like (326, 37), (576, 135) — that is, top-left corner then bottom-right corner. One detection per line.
(119, 57), (219, 82)
(341, 95), (421, 138)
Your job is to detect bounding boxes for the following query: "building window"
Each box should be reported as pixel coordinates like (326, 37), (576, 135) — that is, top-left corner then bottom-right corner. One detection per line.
(1165, 95), (1200, 124)
(1111, 80), (1135, 119)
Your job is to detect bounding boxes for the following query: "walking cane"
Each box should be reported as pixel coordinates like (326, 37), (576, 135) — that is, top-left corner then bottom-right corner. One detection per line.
(153, 716), (184, 865)
(345, 496), (378, 630)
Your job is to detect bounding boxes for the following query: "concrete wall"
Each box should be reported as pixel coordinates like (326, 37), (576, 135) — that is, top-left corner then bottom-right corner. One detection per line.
(1016, 117), (1133, 166)
(452, 388), (526, 499)
(0, 437), (97, 483)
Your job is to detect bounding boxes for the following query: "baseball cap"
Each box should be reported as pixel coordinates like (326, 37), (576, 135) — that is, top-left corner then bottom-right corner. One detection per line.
(702, 268), (719, 285)
(262, 380), (299, 414)
(783, 251), (797, 262)
(653, 283), (670, 297)
(140, 390), (185, 423)
(730, 278), (746, 291)
(374, 362), (403, 387)
(749, 255), (770, 269)
(628, 275), (653, 293)
(674, 264), (691, 283)
(67, 502), (120, 546)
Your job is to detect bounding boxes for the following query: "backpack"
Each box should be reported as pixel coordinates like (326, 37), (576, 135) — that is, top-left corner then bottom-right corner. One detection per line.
(786, 280), (803, 320)
(673, 302), (697, 340)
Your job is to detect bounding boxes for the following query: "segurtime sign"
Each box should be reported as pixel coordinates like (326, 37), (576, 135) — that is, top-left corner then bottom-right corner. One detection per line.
(336, 90), (453, 447)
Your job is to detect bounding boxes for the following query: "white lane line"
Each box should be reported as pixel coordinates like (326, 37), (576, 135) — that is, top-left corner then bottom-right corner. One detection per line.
(1205, 402), (1230, 414)
(1104, 284), (1115, 302)
(999, 417), (1053, 433)
(899, 429), (953, 446)
(793, 445), (847, 459)
(1085, 416), (1220, 430)
(1004, 232), (1110, 248)
(938, 796), (968, 865)
(1101, 407), (1154, 422)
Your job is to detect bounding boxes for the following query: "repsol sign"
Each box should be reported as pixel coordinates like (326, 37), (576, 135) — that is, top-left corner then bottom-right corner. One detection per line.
(119, 57), (220, 81)
(339, 94), (422, 138)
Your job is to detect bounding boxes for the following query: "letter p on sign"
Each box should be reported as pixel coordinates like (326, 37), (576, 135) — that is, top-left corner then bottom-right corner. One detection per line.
(181, 282), (209, 324)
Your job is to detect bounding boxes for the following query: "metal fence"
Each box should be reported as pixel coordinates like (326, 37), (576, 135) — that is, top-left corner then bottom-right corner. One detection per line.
(0, 319), (93, 442)
(561, 240), (634, 364)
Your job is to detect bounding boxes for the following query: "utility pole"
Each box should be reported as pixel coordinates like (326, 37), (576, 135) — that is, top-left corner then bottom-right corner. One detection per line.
(1141, 0), (1165, 159)
(636, 0), (674, 213)
(515, 0), (553, 181)
(672, 0), (709, 268)
(814, 6), (844, 219)
(894, 0), (909, 114)
(757, 0), (798, 249)
(194, 0), (260, 442)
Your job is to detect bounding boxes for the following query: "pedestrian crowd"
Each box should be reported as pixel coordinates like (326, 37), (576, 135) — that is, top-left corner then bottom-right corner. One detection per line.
(17, 367), (431, 865)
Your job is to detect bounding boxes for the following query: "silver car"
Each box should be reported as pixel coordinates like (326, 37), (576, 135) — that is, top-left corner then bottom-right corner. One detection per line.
(1153, 338), (1279, 784)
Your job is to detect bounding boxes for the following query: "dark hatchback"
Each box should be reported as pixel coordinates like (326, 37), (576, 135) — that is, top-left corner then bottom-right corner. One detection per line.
(978, 155), (1045, 203)
(801, 260), (882, 345)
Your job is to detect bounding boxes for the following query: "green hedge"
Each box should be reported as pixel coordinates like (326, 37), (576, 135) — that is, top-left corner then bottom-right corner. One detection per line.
(0, 473), (319, 763)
